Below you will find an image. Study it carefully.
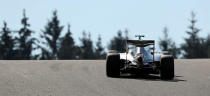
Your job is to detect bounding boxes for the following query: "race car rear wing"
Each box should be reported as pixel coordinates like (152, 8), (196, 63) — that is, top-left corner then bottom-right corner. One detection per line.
(126, 40), (154, 47)
(126, 40), (155, 62)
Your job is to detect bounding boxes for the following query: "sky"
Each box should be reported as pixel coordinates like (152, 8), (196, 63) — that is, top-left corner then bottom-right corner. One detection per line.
(0, 0), (209, 51)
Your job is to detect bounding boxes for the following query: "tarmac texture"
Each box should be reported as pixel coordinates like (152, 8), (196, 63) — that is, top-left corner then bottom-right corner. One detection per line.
(0, 59), (210, 96)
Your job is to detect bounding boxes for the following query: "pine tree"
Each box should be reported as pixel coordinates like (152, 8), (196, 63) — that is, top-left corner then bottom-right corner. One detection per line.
(108, 30), (127, 52)
(15, 9), (35, 59)
(181, 12), (203, 58)
(159, 27), (170, 51)
(168, 42), (180, 59)
(58, 24), (77, 59)
(203, 35), (210, 58)
(41, 10), (64, 59)
(95, 35), (105, 59)
(125, 29), (129, 40)
(79, 31), (95, 59)
(0, 21), (15, 59)
(207, 35), (210, 58)
(159, 27), (180, 58)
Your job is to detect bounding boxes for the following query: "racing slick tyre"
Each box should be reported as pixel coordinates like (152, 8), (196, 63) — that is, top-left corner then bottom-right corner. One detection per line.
(106, 53), (120, 77)
(160, 55), (174, 80)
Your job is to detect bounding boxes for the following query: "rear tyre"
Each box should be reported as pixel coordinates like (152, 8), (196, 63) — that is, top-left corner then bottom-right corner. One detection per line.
(160, 55), (174, 80)
(106, 53), (120, 77)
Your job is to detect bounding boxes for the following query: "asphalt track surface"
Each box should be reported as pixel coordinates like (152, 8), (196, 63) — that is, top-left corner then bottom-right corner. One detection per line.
(0, 60), (210, 96)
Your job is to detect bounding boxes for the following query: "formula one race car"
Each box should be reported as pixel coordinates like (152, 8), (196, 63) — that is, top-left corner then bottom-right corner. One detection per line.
(106, 35), (174, 80)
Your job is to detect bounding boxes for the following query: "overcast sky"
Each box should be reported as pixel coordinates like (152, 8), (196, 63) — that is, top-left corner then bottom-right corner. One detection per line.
(0, 0), (209, 51)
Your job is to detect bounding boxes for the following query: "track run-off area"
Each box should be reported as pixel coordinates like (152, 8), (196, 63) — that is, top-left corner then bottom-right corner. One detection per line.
(0, 59), (210, 96)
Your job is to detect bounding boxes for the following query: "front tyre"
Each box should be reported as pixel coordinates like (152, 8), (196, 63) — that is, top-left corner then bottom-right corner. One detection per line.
(106, 53), (120, 77)
(160, 55), (174, 80)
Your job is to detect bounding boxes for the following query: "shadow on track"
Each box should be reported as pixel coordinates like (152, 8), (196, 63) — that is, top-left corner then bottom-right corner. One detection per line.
(115, 74), (186, 82)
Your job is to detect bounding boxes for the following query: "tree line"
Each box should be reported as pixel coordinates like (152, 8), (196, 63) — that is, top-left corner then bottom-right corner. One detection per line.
(159, 12), (210, 58)
(0, 10), (106, 60)
(0, 10), (209, 60)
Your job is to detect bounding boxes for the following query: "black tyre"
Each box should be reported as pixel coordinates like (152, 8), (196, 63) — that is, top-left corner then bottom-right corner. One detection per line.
(160, 55), (174, 80)
(106, 53), (120, 77)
